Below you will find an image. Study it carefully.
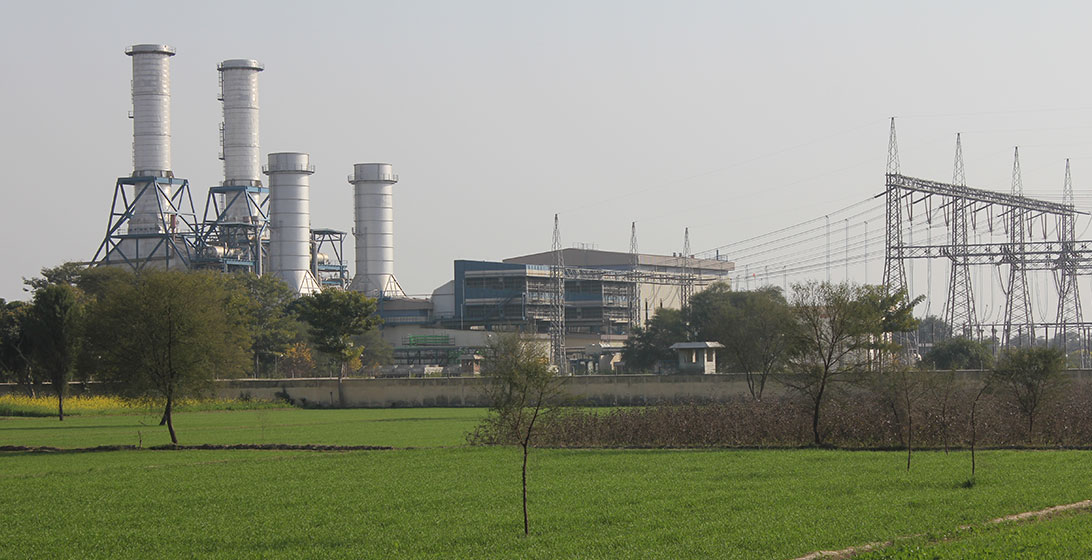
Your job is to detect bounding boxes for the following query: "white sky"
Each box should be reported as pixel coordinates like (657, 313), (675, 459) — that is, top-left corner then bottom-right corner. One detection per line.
(4, 1), (1092, 312)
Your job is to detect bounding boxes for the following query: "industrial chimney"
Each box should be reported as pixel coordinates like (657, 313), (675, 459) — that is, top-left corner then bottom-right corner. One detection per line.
(265, 152), (321, 296)
(348, 163), (404, 297)
(218, 59), (263, 188)
(125, 44), (175, 235)
(127, 44), (174, 177)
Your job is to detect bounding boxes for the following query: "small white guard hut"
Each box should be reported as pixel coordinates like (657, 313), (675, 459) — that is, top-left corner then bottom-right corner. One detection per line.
(669, 342), (725, 374)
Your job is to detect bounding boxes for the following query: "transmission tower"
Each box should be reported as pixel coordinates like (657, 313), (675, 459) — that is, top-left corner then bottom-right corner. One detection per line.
(943, 133), (977, 338)
(628, 221), (641, 330)
(681, 228), (693, 308)
(883, 118), (909, 296)
(882, 118), (917, 360)
(1055, 159), (1083, 361)
(550, 214), (567, 374)
(1003, 148), (1034, 346)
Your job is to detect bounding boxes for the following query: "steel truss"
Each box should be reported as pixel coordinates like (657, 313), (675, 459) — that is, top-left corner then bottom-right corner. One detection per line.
(883, 121), (1091, 363)
(92, 176), (199, 270)
(192, 184), (269, 274)
(311, 228), (350, 289)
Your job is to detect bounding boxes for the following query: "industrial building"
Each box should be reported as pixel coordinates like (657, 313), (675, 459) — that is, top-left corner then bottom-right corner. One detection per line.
(87, 43), (735, 375)
(374, 249), (733, 372)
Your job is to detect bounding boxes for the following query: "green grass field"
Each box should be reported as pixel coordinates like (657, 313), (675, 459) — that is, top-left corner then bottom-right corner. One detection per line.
(3, 407), (1091, 558)
(854, 511), (1092, 559)
(0, 407), (486, 448)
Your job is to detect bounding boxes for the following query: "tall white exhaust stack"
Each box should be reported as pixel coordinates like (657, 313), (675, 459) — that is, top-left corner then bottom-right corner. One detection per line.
(265, 153), (321, 296)
(219, 59), (264, 187)
(218, 59), (264, 224)
(349, 163), (404, 297)
(127, 44), (174, 177)
(126, 44), (175, 235)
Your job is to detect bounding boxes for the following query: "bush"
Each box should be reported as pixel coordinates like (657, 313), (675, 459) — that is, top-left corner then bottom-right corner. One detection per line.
(490, 381), (1092, 449)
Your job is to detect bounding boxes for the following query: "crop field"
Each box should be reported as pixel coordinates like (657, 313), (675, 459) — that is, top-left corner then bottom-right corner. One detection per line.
(0, 406), (486, 448)
(2, 407), (1091, 559)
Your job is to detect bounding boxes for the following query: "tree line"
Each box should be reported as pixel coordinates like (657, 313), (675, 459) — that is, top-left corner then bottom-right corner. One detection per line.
(622, 280), (1072, 448)
(0, 263), (384, 440)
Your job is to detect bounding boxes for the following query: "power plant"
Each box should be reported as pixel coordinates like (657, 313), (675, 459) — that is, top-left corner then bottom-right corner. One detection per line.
(89, 43), (734, 373)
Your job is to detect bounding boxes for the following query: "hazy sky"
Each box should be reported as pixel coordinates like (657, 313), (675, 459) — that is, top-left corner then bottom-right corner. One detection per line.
(4, 1), (1092, 309)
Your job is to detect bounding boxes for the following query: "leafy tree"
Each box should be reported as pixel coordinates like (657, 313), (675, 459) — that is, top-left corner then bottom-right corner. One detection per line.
(622, 308), (688, 372)
(689, 283), (794, 400)
(291, 290), (380, 404)
(921, 337), (993, 371)
(355, 328), (394, 369)
(0, 299), (35, 393)
(480, 333), (566, 536)
(84, 270), (249, 443)
(782, 281), (919, 446)
(280, 342), (316, 378)
(22, 262), (85, 293)
(991, 346), (1066, 444)
(25, 284), (85, 421)
(916, 314), (952, 349)
(226, 273), (302, 376)
(75, 266), (134, 301)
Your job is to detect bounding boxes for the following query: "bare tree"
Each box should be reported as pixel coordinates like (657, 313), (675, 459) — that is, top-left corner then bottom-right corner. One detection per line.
(969, 379), (992, 480)
(893, 367), (928, 470)
(929, 370), (957, 455)
(480, 333), (567, 536)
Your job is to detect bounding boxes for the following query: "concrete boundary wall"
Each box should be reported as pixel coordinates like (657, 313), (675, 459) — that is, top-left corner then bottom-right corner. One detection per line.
(7, 371), (1092, 408)
(207, 370), (1092, 408)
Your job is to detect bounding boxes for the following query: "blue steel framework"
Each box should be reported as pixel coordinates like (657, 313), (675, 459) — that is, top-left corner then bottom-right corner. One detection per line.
(192, 184), (269, 274)
(311, 228), (350, 289)
(92, 176), (199, 270)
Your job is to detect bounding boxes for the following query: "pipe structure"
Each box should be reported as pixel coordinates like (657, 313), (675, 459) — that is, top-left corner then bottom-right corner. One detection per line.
(348, 163), (404, 297)
(265, 152), (321, 296)
(126, 44), (176, 235)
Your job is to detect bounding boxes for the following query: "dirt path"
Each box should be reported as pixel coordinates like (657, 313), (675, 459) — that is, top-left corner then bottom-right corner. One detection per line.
(795, 499), (1092, 560)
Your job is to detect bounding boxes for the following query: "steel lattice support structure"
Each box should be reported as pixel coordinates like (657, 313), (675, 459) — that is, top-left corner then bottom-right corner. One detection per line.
(883, 122), (1089, 355)
(192, 184), (269, 273)
(1003, 148), (1035, 346)
(882, 118), (918, 360)
(550, 214), (567, 374)
(628, 221), (642, 330)
(311, 228), (351, 289)
(943, 133), (977, 338)
(1055, 160), (1086, 364)
(92, 176), (199, 270)
(681, 228), (693, 309)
